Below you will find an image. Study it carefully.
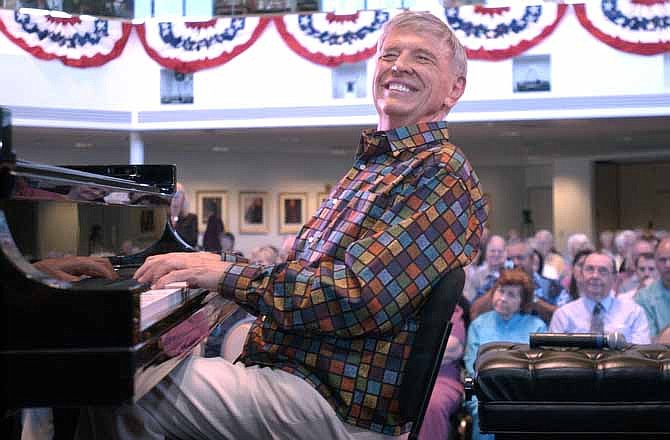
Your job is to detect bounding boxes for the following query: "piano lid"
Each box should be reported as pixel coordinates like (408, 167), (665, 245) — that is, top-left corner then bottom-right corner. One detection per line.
(0, 107), (183, 263)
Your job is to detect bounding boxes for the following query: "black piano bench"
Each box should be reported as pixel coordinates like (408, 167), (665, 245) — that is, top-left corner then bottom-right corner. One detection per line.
(467, 342), (670, 439)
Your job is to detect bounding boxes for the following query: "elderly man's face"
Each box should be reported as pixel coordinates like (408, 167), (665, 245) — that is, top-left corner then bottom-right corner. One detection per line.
(486, 237), (506, 269)
(506, 243), (533, 275)
(373, 28), (463, 129)
(581, 253), (616, 301)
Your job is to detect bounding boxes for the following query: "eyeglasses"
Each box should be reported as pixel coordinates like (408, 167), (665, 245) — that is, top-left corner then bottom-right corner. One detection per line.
(582, 265), (612, 276)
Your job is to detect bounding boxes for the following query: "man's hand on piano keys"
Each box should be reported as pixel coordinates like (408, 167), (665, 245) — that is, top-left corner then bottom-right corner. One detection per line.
(33, 256), (119, 282)
(134, 252), (231, 290)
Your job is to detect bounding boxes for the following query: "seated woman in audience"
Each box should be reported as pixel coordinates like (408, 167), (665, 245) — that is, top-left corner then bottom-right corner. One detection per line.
(464, 268), (547, 439)
(419, 304), (467, 440)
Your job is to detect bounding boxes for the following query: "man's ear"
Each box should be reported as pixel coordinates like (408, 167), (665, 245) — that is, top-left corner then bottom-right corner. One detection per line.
(444, 76), (466, 111)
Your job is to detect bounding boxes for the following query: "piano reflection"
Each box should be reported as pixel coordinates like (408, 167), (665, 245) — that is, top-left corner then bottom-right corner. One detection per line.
(0, 108), (239, 410)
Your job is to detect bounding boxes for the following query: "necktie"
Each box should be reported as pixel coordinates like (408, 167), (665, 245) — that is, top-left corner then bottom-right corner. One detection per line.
(591, 302), (605, 333)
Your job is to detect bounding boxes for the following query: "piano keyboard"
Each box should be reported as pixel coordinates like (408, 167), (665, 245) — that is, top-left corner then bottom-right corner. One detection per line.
(140, 282), (196, 330)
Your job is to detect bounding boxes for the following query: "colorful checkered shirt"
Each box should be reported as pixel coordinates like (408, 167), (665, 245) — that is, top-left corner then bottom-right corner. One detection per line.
(219, 121), (486, 435)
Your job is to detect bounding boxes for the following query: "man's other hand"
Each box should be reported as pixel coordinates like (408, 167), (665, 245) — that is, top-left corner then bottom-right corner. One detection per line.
(34, 256), (118, 282)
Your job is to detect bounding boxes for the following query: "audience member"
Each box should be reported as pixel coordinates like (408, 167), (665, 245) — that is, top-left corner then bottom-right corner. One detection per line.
(464, 235), (505, 302)
(613, 229), (636, 272)
(171, 183), (198, 247)
(560, 234), (594, 290)
(470, 240), (570, 323)
(249, 245), (279, 265)
(550, 252), (650, 344)
(506, 228), (520, 243)
(635, 238), (670, 342)
(202, 200), (225, 253)
(534, 229), (562, 280)
(617, 238), (655, 293)
(618, 252), (657, 300)
(419, 305), (466, 440)
(465, 268), (547, 440)
(565, 233), (593, 266)
(599, 230), (615, 257)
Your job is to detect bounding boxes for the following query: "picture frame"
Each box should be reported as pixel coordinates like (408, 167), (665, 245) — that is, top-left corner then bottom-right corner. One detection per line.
(513, 54), (551, 93)
(239, 191), (269, 234)
(278, 192), (307, 234)
(196, 190), (229, 230)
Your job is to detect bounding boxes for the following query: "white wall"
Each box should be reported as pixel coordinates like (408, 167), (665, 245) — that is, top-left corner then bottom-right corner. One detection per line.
(0, 7), (667, 118)
(476, 164), (526, 236)
(553, 158), (594, 253)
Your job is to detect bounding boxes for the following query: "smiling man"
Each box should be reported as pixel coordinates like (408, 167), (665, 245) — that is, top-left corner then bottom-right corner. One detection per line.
(77, 11), (485, 440)
(549, 252), (650, 344)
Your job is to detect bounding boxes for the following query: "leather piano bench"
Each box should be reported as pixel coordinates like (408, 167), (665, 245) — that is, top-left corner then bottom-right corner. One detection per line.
(467, 342), (670, 438)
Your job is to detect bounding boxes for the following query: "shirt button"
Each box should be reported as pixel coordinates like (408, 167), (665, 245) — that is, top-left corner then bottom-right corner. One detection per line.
(360, 164), (366, 170)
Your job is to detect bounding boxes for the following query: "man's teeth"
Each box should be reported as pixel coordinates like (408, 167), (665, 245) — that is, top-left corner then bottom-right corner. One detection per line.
(389, 83), (412, 92)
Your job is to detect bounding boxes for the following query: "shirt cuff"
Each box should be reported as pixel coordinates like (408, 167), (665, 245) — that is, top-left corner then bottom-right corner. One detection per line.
(218, 262), (262, 305)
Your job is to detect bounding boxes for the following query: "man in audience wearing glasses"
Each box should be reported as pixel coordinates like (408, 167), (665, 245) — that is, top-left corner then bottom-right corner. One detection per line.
(549, 252), (650, 344)
(76, 11), (486, 440)
(635, 238), (670, 343)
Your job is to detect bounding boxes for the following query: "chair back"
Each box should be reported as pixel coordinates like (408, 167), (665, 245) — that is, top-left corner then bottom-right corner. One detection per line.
(399, 268), (465, 440)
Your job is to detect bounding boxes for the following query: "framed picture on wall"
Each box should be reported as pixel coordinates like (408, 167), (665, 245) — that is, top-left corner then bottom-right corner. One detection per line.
(279, 192), (307, 234)
(196, 190), (229, 230)
(239, 191), (269, 234)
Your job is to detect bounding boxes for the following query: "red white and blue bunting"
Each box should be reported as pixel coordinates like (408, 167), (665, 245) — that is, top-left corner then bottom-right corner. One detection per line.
(136, 16), (270, 73)
(574, 0), (670, 55)
(443, 4), (568, 61)
(0, 9), (131, 67)
(273, 10), (392, 67)
(1, 5), (667, 70)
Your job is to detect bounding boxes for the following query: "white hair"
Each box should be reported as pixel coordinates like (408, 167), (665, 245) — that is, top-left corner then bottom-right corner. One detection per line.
(377, 10), (467, 79)
(614, 230), (636, 255)
(566, 233), (593, 260)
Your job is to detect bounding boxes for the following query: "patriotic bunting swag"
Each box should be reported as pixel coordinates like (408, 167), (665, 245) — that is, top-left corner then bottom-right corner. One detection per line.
(444, 4), (568, 61)
(136, 16), (270, 73)
(574, 0), (670, 55)
(273, 10), (391, 67)
(0, 9), (131, 67)
(1, 5), (667, 70)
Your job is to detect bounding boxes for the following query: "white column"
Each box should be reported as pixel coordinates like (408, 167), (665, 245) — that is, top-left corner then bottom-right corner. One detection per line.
(553, 158), (595, 254)
(130, 131), (144, 165)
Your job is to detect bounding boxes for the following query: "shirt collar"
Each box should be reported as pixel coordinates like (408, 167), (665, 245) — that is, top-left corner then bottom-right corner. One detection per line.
(355, 121), (450, 160)
(584, 291), (614, 312)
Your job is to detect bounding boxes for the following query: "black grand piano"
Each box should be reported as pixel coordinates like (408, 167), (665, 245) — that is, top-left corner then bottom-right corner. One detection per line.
(0, 108), (239, 414)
